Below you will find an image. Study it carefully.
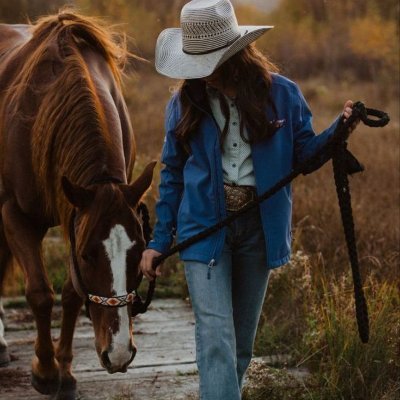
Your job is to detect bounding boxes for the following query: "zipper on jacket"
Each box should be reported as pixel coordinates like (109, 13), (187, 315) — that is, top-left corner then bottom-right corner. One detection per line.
(207, 258), (216, 280)
(208, 113), (226, 267)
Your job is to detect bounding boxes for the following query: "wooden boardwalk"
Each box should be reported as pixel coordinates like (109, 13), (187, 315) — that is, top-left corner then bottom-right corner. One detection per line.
(0, 298), (199, 400)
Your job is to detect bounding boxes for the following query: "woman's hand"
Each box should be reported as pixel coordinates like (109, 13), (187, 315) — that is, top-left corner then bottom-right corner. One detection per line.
(140, 249), (163, 281)
(343, 100), (360, 136)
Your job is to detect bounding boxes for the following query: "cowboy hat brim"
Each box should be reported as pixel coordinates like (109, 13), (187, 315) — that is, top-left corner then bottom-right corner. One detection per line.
(155, 25), (273, 80)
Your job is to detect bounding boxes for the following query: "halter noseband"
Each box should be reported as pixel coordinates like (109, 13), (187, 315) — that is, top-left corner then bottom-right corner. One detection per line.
(68, 177), (140, 319)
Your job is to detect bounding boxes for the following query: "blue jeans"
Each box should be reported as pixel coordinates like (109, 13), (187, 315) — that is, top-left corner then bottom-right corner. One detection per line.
(184, 207), (271, 400)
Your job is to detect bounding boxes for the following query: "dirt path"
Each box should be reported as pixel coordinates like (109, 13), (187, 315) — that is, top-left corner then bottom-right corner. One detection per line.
(0, 298), (199, 400)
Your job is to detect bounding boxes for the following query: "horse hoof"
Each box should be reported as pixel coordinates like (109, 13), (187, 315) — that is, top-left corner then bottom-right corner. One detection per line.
(52, 389), (79, 400)
(31, 373), (60, 395)
(0, 346), (10, 367)
(51, 378), (78, 400)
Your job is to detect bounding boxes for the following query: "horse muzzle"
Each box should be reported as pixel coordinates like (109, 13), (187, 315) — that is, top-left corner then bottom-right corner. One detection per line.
(101, 342), (136, 374)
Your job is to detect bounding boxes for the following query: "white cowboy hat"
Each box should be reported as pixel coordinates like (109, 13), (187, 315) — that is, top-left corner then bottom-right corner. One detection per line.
(155, 0), (273, 79)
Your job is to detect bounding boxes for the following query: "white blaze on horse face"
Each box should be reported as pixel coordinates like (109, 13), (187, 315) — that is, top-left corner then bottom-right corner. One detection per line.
(0, 299), (6, 349)
(0, 319), (7, 349)
(103, 224), (136, 366)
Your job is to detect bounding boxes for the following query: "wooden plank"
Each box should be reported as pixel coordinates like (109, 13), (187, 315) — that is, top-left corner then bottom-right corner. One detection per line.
(0, 299), (200, 400)
(1, 298), (306, 399)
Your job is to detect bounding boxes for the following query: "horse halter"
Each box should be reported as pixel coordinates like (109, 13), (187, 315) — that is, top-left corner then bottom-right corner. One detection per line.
(68, 177), (146, 319)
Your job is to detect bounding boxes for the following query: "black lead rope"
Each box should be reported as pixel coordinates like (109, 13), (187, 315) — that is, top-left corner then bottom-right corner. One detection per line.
(133, 102), (390, 344)
(328, 102), (389, 343)
(332, 141), (369, 343)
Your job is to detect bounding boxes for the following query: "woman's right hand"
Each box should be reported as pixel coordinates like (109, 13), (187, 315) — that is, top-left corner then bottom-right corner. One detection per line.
(140, 249), (163, 281)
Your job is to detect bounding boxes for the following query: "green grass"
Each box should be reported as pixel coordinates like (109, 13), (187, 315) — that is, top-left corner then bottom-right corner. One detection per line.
(252, 252), (400, 400)
(306, 279), (399, 399)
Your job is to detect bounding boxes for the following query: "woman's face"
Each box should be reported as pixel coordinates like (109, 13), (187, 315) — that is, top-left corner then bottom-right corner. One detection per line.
(202, 68), (223, 89)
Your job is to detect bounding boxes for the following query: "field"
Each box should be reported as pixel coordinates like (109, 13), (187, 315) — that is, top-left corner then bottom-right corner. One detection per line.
(3, 68), (399, 399)
(1, 0), (399, 398)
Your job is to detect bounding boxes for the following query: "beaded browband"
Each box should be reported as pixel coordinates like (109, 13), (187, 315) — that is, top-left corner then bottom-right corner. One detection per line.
(88, 292), (136, 307)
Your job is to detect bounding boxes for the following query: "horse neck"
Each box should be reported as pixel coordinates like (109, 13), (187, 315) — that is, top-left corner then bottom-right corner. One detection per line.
(30, 51), (127, 226)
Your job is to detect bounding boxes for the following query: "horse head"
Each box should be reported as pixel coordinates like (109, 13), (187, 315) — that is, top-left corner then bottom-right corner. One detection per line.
(61, 161), (156, 373)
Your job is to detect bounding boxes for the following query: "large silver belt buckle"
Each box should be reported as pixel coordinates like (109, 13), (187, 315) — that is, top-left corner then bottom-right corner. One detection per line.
(224, 185), (254, 212)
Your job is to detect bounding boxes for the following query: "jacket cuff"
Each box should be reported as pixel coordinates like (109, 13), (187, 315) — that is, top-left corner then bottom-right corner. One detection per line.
(328, 114), (343, 138)
(147, 239), (172, 254)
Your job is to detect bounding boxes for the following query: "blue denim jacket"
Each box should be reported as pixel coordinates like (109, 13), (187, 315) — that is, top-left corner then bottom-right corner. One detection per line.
(148, 74), (341, 268)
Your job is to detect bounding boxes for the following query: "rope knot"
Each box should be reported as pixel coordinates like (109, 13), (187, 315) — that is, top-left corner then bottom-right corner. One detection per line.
(352, 101), (390, 128)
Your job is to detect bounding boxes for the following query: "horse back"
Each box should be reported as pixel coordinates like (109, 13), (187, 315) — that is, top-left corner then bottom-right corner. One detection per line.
(0, 24), (59, 218)
(0, 24), (31, 90)
(0, 24), (31, 53)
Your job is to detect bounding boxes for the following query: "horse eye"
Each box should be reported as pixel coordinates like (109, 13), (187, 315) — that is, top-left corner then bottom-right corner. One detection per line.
(82, 254), (94, 265)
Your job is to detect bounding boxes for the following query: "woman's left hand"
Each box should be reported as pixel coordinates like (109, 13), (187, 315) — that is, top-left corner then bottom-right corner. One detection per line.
(343, 100), (360, 135)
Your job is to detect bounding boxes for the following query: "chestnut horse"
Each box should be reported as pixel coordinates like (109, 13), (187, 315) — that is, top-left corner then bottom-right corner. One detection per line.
(0, 11), (155, 399)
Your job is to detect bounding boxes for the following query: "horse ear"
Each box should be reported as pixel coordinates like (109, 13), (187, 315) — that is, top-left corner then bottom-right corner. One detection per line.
(61, 176), (95, 209)
(122, 161), (157, 207)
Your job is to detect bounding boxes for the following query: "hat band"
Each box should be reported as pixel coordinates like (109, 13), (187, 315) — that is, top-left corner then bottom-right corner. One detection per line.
(182, 32), (241, 55)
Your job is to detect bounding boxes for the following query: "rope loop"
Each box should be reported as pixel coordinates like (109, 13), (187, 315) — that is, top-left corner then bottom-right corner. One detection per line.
(352, 101), (390, 128)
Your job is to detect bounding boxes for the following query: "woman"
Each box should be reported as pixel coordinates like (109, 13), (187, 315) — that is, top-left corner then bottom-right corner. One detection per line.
(140, 1), (359, 399)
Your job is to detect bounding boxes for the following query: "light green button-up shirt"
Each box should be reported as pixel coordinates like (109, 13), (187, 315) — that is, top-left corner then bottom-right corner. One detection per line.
(207, 89), (256, 186)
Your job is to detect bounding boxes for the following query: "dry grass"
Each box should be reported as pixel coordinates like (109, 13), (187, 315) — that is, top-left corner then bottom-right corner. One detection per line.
(1, 2), (398, 398)
(293, 78), (399, 282)
(2, 69), (398, 399)
(255, 251), (399, 399)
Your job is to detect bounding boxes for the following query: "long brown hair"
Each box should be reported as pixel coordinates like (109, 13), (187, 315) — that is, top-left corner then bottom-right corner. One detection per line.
(175, 44), (279, 151)
(2, 11), (130, 229)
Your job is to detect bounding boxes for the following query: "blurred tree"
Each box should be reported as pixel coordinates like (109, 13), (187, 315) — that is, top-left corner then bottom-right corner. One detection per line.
(0, 0), (66, 23)
(1, 0), (397, 83)
(75, 0), (186, 58)
(257, 0), (399, 81)
(349, 14), (399, 79)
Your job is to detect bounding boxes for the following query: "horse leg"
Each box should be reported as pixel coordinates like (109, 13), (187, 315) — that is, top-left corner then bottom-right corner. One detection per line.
(54, 278), (83, 400)
(0, 215), (12, 367)
(2, 199), (60, 394)
(0, 304), (8, 367)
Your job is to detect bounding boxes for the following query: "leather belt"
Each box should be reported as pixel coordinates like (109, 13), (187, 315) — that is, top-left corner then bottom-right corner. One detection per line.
(223, 183), (257, 212)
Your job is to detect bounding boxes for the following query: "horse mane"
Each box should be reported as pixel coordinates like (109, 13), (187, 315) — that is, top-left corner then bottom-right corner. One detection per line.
(6, 10), (131, 231)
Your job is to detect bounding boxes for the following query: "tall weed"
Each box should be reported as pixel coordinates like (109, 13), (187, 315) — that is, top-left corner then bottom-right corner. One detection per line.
(255, 251), (400, 399)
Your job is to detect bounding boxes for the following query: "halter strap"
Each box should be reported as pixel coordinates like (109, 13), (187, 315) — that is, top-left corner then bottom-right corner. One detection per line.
(88, 291), (136, 307)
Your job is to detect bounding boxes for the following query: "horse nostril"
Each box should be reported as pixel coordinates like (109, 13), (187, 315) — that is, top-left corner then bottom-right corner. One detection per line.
(129, 341), (137, 356)
(128, 345), (137, 365)
(101, 350), (112, 370)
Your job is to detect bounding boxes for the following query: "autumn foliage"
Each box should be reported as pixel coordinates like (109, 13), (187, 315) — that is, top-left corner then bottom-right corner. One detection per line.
(2, 0), (397, 82)
(0, 2), (398, 398)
